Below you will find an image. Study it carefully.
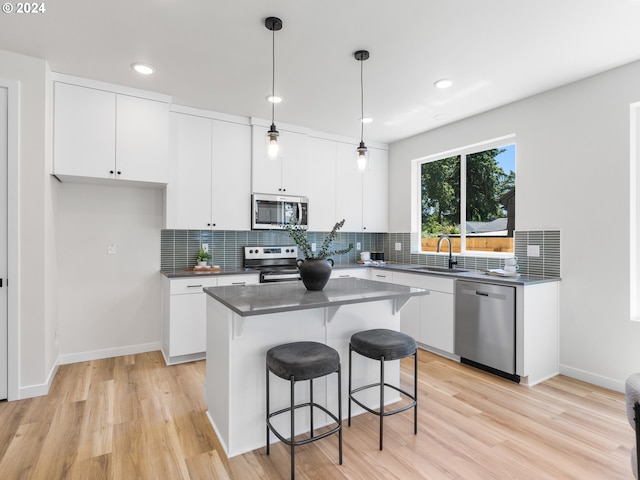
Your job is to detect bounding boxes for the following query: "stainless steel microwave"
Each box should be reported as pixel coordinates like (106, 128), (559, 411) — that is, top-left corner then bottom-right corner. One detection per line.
(252, 193), (309, 230)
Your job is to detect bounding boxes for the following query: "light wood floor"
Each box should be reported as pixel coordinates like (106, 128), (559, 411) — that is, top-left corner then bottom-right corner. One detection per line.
(0, 350), (634, 479)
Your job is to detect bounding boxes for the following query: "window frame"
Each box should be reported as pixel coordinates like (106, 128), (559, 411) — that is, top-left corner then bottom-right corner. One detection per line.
(412, 134), (516, 258)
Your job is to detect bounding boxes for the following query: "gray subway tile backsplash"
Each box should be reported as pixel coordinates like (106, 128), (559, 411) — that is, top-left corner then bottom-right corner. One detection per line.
(161, 229), (384, 270)
(161, 229), (560, 278)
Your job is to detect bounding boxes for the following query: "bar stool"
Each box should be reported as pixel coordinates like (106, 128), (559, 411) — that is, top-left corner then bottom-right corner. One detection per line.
(266, 341), (342, 480)
(348, 328), (417, 450)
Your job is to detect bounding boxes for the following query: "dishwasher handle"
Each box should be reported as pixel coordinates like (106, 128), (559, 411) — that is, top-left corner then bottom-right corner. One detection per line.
(460, 286), (507, 301)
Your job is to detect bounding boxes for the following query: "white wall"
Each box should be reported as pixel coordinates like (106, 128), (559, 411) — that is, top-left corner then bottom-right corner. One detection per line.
(0, 50), (58, 398)
(389, 60), (640, 391)
(57, 183), (163, 362)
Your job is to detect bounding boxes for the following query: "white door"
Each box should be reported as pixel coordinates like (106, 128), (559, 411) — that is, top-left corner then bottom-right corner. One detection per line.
(0, 87), (7, 400)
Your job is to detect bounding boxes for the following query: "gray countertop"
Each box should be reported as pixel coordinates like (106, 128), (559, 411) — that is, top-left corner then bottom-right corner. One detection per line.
(161, 267), (258, 278)
(365, 264), (559, 286)
(203, 277), (428, 317)
(161, 263), (559, 286)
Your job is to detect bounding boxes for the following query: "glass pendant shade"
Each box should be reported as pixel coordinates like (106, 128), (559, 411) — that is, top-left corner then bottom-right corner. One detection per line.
(267, 125), (280, 160)
(356, 141), (369, 171)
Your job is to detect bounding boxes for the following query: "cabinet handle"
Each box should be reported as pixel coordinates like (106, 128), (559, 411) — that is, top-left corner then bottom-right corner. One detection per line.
(339, 275), (350, 278)
(207, 223), (216, 227)
(109, 170), (114, 174)
(375, 274), (386, 278)
(187, 284), (203, 288)
(116, 171), (122, 175)
(231, 282), (246, 285)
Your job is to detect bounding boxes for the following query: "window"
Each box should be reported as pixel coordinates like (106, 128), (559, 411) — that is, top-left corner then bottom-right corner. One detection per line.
(418, 137), (516, 255)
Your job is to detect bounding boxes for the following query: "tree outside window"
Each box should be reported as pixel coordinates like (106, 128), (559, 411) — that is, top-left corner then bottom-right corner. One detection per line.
(420, 144), (516, 254)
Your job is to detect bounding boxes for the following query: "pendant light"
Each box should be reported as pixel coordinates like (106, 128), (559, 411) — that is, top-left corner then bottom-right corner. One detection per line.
(265, 17), (283, 160)
(354, 50), (370, 172)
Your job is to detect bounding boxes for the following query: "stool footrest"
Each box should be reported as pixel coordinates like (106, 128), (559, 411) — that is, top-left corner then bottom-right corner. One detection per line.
(350, 382), (416, 417)
(267, 402), (341, 447)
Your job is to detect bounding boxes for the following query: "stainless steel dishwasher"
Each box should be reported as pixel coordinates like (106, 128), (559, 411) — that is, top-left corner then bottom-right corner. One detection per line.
(455, 280), (519, 382)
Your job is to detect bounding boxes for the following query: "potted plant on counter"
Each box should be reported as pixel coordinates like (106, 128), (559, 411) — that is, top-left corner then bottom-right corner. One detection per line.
(196, 248), (211, 267)
(286, 219), (353, 290)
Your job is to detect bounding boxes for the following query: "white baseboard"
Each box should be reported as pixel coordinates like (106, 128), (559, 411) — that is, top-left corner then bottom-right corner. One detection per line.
(560, 364), (625, 393)
(58, 342), (162, 365)
(18, 361), (60, 400)
(17, 342), (162, 400)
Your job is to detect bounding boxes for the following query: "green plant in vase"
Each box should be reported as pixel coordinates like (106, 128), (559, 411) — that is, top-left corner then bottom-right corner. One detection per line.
(196, 248), (212, 267)
(286, 219), (353, 290)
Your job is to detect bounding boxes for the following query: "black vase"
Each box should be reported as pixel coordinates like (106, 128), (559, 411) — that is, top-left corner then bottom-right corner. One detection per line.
(296, 258), (334, 291)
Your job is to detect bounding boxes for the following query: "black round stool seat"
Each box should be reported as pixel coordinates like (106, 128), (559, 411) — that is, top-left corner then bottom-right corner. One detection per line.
(267, 341), (340, 381)
(350, 328), (416, 361)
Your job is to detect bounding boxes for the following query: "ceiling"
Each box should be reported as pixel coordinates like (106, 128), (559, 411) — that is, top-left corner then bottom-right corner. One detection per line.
(1, 0), (640, 144)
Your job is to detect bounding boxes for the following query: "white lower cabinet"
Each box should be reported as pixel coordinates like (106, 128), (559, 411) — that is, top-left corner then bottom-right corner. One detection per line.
(368, 269), (394, 283)
(162, 274), (259, 364)
(330, 268), (369, 279)
(392, 272), (455, 355)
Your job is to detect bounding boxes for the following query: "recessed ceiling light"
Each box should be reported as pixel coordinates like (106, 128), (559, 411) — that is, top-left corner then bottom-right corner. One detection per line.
(360, 117), (373, 124)
(266, 95), (282, 103)
(131, 63), (155, 75)
(434, 79), (453, 89)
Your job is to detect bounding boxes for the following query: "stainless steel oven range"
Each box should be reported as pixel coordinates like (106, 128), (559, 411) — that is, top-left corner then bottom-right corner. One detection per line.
(244, 245), (300, 283)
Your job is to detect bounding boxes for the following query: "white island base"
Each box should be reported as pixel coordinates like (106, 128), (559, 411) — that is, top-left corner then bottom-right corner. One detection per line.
(204, 283), (422, 458)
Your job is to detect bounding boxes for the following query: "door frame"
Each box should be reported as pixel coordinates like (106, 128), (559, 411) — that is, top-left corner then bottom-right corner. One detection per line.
(1, 79), (20, 400)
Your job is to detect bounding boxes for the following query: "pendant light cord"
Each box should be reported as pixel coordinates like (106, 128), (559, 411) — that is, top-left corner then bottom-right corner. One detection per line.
(271, 27), (276, 125)
(360, 58), (364, 143)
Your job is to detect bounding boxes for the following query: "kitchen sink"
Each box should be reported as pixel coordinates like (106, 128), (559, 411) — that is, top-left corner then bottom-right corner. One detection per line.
(409, 266), (469, 274)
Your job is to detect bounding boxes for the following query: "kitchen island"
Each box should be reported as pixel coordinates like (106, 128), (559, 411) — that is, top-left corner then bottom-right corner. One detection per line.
(203, 277), (428, 457)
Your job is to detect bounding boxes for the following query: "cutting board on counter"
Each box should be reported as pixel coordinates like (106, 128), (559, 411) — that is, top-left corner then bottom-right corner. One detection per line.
(185, 266), (221, 272)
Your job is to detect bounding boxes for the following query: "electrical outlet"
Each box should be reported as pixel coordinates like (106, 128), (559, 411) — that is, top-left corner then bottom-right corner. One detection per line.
(395, 242), (402, 251)
(107, 243), (116, 255)
(311, 242), (316, 252)
(356, 242), (361, 250)
(527, 245), (540, 257)
(202, 243), (209, 253)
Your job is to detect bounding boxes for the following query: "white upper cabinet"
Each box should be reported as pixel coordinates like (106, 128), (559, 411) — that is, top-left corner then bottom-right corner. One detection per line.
(335, 141), (364, 232)
(166, 112), (212, 229)
(307, 137), (336, 231)
(362, 147), (389, 232)
(335, 142), (389, 233)
(166, 111), (251, 230)
(53, 82), (116, 179)
(115, 94), (169, 183)
(53, 81), (169, 184)
(210, 119), (251, 230)
(251, 125), (309, 196)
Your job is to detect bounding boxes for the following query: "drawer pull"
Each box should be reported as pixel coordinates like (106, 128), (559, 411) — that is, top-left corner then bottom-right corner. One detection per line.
(187, 284), (203, 288)
(376, 274), (387, 278)
(231, 282), (246, 285)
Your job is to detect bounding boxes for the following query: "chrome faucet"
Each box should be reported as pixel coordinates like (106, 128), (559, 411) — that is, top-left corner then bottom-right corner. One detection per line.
(436, 236), (458, 269)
